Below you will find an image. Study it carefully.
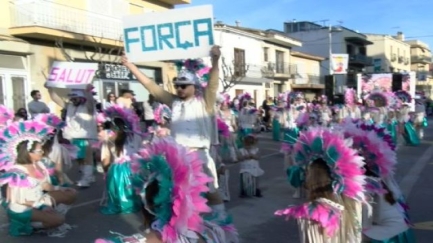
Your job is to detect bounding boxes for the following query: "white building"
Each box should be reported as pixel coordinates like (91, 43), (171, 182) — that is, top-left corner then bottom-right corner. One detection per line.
(283, 21), (373, 93)
(203, 23), (302, 105)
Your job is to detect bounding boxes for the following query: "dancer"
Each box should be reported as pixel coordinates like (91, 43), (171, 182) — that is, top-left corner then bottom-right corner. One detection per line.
(345, 88), (362, 120)
(150, 103), (171, 139)
(413, 95), (427, 140)
(99, 105), (142, 215)
(395, 91), (420, 146)
(272, 94), (285, 141)
(341, 120), (415, 242)
(0, 121), (77, 237)
(236, 93), (257, 148)
(316, 95), (332, 127)
(95, 137), (233, 243)
(46, 84), (98, 187)
(122, 46), (232, 230)
(218, 93), (237, 162)
(238, 134), (263, 198)
(275, 127), (366, 243)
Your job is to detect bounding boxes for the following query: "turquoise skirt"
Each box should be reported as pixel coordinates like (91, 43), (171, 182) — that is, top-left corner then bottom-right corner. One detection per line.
(7, 208), (33, 236)
(387, 122), (398, 147)
(71, 139), (89, 160)
(403, 122), (420, 146)
(272, 119), (281, 141)
(236, 128), (253, 149)
(100, 162), (141, 215)
(371, 228), (415, 243)
(283, 128), (299, 145)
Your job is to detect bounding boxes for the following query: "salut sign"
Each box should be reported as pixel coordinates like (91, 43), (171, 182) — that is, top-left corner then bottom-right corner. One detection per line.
(122, 5), (214, 62)
(46, 61), (98, 89)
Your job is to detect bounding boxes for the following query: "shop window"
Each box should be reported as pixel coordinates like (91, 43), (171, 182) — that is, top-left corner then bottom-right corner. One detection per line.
(11, 76), (26, 111)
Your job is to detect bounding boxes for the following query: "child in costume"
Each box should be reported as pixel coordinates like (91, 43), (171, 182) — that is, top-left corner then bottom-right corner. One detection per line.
(238, 134), (263, 197)
(99, 105), (142, 215)
(218, 93), (237, 163)
(272, 94), (285, 141)
(236, 93), (257, 148)
(216, 105), (233, 202)
(341, 120), (415, 243)
(275, 127), (366, 243)
(95, 137), (236, 243)
(0, 121), (77, 237)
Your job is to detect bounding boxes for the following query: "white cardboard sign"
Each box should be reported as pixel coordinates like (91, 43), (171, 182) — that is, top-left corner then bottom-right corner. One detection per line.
(122, 5), (215, 62)
(46, 61), (98, 89)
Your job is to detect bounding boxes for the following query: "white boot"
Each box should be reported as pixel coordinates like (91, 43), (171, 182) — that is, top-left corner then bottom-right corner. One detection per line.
(77, 165), (94, 187)
(55, 204), (71, 216)
(419, 128), (424, 139)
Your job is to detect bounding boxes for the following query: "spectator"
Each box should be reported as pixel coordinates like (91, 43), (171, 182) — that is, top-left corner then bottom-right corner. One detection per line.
(27, 90), (50, 118)
(103, 92), (116, 109)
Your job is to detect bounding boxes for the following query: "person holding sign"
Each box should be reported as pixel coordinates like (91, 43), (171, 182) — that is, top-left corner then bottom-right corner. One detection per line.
(46, 84), (98, 188)
(122, 46), (238, 241)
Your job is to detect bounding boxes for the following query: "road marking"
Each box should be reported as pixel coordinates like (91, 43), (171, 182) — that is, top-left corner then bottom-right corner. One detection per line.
(0, 198), (102, 230)
(399, 145), (433, 197)
(413, 221), (433, 230)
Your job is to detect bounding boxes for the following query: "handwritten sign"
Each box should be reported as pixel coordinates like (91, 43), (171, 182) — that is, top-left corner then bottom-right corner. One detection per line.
(46, 61), (98, 89)
(122, 5), (214, 62)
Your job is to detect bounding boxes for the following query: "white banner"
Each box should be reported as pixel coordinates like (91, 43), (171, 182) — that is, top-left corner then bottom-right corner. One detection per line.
(330, 54), (349, 74)
(122, 5), (215, 62)
(46, 61), (98, 89)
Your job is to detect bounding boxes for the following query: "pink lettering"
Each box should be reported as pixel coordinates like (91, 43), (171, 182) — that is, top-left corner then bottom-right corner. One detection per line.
(48, 67), (60, 81)
(66, 69), (75, 83)
(58, 69), (67, 82)
(74, 69), (85, 83)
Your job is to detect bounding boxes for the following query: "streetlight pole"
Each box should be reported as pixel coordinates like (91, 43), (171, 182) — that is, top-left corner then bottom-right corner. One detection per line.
(329, 25), (333, 75)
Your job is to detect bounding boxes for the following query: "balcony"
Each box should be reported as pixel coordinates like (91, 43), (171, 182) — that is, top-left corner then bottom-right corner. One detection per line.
(398, 56), (404, 63)
(349, 54), (373, 66)
(262, 62), (297, 78)
(9, 1), (122, 47)
(411, 55), (431, 64)
(391, 53), (397, 62)
(223, 63), (272, 84)
(291, 74), (324, 89)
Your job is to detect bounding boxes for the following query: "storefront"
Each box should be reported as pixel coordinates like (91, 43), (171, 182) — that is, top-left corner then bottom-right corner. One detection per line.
(92, 63), (163, 103)
(0, 54), (30, 111)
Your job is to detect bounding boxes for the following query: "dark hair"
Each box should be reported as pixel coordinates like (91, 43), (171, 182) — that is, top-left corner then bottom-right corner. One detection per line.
(42, 136), (55, 155)
(112, 118), (128, 157)
(106, 92), (115, 102)
(16, 140), (38, 165)
(30, 90), (40, 97)
(120, 89), (133, 96)
(142, 180), (158, 228)
(306, 158), (334, 201)
(15, 108), (28, 120)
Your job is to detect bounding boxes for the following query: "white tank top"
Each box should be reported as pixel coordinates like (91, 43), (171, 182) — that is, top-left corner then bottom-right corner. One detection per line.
(63, 104), (97, 140)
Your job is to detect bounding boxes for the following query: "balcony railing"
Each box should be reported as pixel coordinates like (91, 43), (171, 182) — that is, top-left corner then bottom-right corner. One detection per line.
(292, 74), (323, 85)
(225, 63), (264, 79)
(411, 55), (431, 64)
(9, 1), (123, 40)
(264, 62), (297, 75)
(349, 54), (373, 66)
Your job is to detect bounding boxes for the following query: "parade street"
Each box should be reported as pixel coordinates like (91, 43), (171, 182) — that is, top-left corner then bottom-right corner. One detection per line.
(1, 126), (433, 242)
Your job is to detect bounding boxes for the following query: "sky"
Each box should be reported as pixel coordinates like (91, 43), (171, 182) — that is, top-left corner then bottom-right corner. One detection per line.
(178, 0), (433, 49)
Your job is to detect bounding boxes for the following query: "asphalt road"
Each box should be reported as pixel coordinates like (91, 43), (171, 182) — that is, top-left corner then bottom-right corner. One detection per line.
(1, 127), (433, 242)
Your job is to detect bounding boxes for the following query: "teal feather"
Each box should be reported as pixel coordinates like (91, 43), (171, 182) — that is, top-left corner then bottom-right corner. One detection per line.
(326, 146), (340, 164)
(3, 129), (11, 139)
(311, 137), (323, 154)
(19, 122), (25, 132)
(38, 128), (48, 136)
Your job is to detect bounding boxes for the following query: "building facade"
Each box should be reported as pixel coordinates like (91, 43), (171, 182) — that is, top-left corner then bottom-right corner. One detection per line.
(283, 21), (373, 92)
(0, 0), (189, 112)
(405, 39), (433, 97)
(209, 23), (301, 104)
(365, 32), (411, 73)
(290, 51), (325, 100)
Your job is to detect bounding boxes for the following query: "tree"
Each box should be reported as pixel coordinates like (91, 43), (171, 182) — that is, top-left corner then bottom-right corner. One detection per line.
(220, 56), (250, 92)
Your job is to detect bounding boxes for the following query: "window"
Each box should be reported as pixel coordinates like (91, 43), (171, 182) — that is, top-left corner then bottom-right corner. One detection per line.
(234, 48), (246, 77)
(263, 47), (269, 62)
(359, 47), (366, 55)
(347, 45), (354, 55)
(275, 51), (285, 73)
(11, 76), (26, 110)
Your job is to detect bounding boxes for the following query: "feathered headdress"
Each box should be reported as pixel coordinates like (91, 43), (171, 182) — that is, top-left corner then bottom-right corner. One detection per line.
(394, 90), (412, 104)
(340, 119), (397, 177)
(275, 128), (366, 237)
(238, 92), (252, 110)
(344, 88), (356, 106)
(96, 112), (108, 124)
(0, 105), (14, 126)
(0, 121), (54, 171)
(103, 105), (141, 135)
(34, 113), (66, 130)
(365, 91), (390, 108)
(154, 104), (172, 124)
(131, 137), (212, 243)
(174, 59), (211, 89)
(217, 117), (230, 138)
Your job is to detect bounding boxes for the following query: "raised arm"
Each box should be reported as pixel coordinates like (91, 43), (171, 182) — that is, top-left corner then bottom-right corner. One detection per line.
(45, 85), (65, 108)
(84, 84), (95, 114)
(122, 54), (175, 107)
(204, 46), (221, 113)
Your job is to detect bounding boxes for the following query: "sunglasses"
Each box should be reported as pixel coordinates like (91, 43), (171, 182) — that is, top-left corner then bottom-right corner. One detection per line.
(174, 84), (189, 89)
(32, 149), (44, 154)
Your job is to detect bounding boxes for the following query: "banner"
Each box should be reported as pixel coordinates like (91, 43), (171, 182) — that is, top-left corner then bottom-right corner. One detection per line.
(330, 54), (349, 74)
(122, 5), (215, 62)
(360, 73), (392, 97)
(46, 61), (98, 89)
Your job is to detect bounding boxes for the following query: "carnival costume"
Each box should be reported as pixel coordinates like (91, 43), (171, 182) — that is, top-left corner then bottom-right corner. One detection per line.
(236, 93), (257, 148)
(316, 95), (332, 126)
(238, 134), (263, 197)
(395, 91), (420, 146)
(217, 93), (237, 163)
(275, 127), (366, 243)
(413, 96), (427, 140)
(34, 113), (76, 187)
(344, 88), (362, 120)
(95, 137), (236, 243)
(340, 119), (415, 242)
(150, 103), (172, 139)
(272, 93), (285, 141)
(0, 120), (77, 237)
(99, 105), (142, 215)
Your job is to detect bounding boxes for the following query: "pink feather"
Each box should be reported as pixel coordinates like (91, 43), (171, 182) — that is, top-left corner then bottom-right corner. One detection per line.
(0, 105), (14, 126)
(217, 117), (230, 138)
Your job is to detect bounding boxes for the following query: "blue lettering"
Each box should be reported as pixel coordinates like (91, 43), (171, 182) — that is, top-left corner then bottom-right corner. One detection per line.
(193, 18), (214, 46)
(174, 21), (193, 50)
(140, 25), (158, 52)
(157, 23), (175, 50)
(123, 27), (139, 53)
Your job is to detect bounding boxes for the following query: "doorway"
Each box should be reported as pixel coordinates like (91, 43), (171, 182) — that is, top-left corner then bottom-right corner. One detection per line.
(0, 71), (29, 112)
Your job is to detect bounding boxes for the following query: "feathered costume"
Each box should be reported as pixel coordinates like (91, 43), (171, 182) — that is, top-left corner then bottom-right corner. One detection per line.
(0, 105), (15, 128)
(340, 119), (415, 242)
(99, 105), (142, 215)
(217, 93), (237, 163)
(272, 93), (286, 141)
(95, 137), (233, 243)
(149, 103), (172, 139)
(394, 91), (420, 146)
(275, 127), (366, 243)
(0, 121), (56, 236)
(236, 92), (257, 148)
(344, 88), (362, 120)
(34, 114), (76, 187)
